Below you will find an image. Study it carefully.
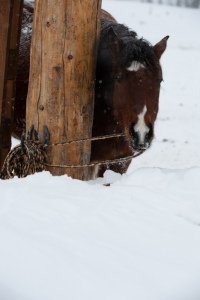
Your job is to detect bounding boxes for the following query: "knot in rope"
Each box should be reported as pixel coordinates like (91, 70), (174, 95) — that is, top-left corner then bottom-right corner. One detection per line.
(0, 125), (49, 180)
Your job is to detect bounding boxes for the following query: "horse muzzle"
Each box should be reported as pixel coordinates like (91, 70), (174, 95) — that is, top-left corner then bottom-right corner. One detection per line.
(131, 141), (150, 152)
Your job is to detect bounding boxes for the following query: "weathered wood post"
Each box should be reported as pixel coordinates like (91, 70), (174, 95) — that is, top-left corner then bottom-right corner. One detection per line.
(26, 0), (102, 180)
(0, 0), (23, 169)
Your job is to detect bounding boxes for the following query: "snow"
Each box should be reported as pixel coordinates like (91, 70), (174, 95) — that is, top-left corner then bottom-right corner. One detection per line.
(1, 2), (200, 300)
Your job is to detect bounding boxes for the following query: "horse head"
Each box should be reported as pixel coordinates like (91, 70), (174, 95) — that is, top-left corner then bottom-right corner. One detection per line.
(97, 20), (168, 152)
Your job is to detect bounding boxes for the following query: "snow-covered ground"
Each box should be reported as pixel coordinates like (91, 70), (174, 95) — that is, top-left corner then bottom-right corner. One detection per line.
(1, 2), (200, 300)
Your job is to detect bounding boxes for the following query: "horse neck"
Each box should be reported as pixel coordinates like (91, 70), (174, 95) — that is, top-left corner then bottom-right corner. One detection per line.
(94, 62), (122, 137)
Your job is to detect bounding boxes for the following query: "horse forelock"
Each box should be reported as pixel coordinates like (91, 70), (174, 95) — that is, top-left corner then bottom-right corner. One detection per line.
(100, 20), (159, 71)
(121, 38), (157, 70)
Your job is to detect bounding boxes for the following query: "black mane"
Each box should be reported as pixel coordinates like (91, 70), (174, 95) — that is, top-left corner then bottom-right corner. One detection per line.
(99, 19), (157, 70)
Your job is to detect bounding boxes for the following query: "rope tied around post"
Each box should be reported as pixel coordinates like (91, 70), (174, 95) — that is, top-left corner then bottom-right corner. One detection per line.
(47, 133), (126, 147)
(45, 151), (144, 169)
(45, 132), (144, 168)
(0, 126), (144, 180)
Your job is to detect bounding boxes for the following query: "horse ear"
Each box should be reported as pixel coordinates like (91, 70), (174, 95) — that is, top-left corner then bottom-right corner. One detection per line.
(108, 27), (120, 43)
(108, 27), (121, 57)
(153, 36), (169, 59)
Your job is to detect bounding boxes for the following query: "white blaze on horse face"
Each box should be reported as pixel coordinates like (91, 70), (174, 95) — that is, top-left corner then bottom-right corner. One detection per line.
(126, 61), (145, 72)
(134, 105), (149, 144)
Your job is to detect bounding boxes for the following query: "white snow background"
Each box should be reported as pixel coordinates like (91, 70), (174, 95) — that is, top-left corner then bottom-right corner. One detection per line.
(1, 1), (200, 300)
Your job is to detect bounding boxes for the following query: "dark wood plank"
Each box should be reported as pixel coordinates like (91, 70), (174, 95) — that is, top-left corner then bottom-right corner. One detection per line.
(0, 0), (23, 169)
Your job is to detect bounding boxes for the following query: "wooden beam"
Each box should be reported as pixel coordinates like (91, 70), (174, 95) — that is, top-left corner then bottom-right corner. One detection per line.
(0, 0), (23, 168)
(26, 0), (102, 180)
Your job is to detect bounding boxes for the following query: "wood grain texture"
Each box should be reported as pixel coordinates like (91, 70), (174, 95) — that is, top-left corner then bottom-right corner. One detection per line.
(26, 0), (102, 180)
(0, 1), (11, 123)
(0, 0), (23, 169)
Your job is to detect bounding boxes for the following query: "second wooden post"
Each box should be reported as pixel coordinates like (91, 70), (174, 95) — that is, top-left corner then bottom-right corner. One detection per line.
(0, 0), (23, 169)
(26, 0), (101, 180)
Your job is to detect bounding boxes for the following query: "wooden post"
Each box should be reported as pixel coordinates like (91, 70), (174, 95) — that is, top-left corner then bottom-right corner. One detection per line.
(0, 0), (23, 169)
(26, 0), (101, 180)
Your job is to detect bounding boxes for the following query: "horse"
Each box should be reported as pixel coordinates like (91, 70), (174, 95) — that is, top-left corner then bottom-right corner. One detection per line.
(14, 1), (168, 178)
(91, 12), (168, 176)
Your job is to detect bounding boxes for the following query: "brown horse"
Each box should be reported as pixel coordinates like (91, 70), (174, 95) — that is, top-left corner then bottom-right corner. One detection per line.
(91, 12), (168, 176)
(14, 1), (168, 178)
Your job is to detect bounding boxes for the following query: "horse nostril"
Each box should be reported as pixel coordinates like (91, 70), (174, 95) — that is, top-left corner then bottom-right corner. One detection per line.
(138, 144), (145, 150)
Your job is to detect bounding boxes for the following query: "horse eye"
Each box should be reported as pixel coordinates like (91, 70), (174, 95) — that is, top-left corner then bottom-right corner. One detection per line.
(116, 73), (122, 81)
